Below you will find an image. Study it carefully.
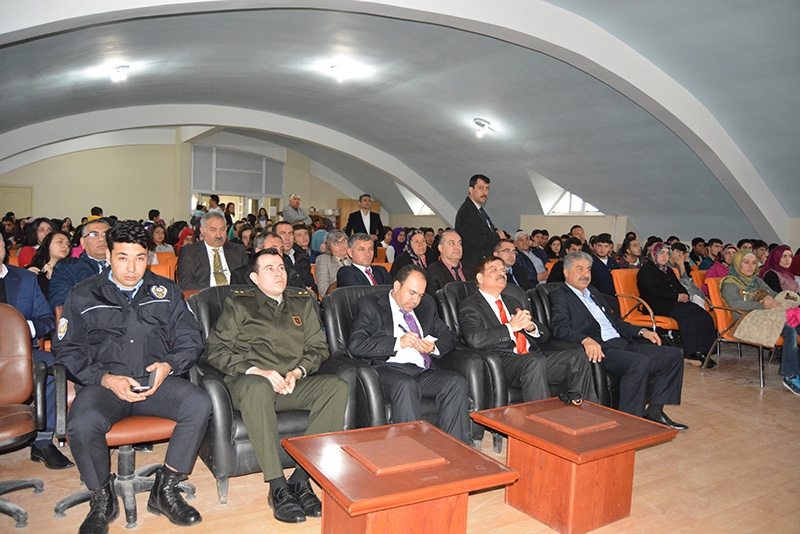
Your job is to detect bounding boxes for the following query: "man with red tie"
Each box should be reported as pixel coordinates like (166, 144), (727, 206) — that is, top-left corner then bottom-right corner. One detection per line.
(336, 233), (392, 288)
(457, 256), (596, 403)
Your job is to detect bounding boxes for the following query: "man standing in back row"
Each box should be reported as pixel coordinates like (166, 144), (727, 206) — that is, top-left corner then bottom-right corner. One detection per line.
(455, 174), (505, 271)
(344, 194), (385, 249)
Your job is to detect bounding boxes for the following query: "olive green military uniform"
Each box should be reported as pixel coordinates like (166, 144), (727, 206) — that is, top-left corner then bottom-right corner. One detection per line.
(204, 288), (348, 480)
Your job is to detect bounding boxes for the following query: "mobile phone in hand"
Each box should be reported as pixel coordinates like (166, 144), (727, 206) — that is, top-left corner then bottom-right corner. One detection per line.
(130, 371), (156, 392)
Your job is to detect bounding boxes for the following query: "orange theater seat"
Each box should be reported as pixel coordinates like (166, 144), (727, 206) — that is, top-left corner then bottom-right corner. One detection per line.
(611, 268), (679, 331)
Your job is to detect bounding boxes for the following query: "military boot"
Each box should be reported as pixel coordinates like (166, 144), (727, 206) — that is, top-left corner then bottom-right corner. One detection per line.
(146, 466), (202, 526)
(78, 475), (119, 534)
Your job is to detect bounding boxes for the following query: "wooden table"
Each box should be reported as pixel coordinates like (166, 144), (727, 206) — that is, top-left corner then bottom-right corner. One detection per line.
(472, 399), (678, 534)
(282, 421), (518, 534)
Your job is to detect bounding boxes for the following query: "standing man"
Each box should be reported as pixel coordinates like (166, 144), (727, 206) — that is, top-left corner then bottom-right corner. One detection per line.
(204, 249), (348, 523)
(549, 252), (686, 428)
(425, 229), (473, 296)
(348, 265), (471, 444)
(176, 212), (248, 290)
(344, 194), (385, 248)
(49, 218), (110, 311)
(337, 234), (392, 287)
(282, 194), (312, 226)
(455, 174), (505, 270)
(53, 220), (211, 533)
(207, 195), (224, 217)
(458, 256), (596, 403)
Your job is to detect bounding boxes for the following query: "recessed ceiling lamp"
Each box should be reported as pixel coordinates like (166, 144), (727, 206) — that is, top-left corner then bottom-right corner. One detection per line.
(474, 118), (493, 138)
(110, 65), (130, 83)
(313, 58), (375, 83)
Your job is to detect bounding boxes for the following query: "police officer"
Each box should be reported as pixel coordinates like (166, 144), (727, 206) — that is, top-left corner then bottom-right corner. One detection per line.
(204, 248), (348, 524)
(53, 220), (212, 534)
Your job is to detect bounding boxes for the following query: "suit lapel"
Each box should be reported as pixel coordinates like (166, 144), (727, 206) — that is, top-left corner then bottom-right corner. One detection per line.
(6, 268), (21, 309)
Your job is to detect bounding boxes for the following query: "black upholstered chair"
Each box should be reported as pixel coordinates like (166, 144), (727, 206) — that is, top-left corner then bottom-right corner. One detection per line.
(321, 285), (488, 447)
(187, 285), (357, 504)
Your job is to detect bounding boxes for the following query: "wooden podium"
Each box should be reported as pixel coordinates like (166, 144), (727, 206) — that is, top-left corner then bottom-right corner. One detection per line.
(472, 399), (678, 534)
(282, 421), (518, 534)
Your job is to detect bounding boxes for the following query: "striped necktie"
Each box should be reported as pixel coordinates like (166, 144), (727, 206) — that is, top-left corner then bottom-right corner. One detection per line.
(212, 248), (228, 286)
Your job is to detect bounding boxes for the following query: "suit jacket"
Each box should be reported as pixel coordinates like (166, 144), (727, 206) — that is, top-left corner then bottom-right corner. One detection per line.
(344, 210), (385, 244)
(348, 291), (456, 364)
(314, 254), (350, 297)
(515, 251), (538, 287)
(3, 264), (54, 337)
(546, 260), (566, 283)
(230, 255), (306, 290)
(49, 252), (105, 312)
(454, 197), (501, 270)
(549, 283), (640, 346)
(590, 254), (620, 295)
(425, 260), (473, 296)
(336, 264), (392, 288)
(506, 263), (531, 291)
(458, 289), (549, 355)
(176, 241), (249, 290)
(286, 246), (318, 293)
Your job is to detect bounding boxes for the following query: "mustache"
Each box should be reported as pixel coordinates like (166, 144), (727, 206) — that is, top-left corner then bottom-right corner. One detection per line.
(578, 276), (590, 282)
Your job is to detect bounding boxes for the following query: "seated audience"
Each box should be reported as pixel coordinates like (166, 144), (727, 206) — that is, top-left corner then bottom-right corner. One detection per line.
(337, 233), (392, 287)
(348, 265), (471, 444)
(309, 228), (327, 263)
(549, 252), (686, 427)
(617, 237), (643, 269)
(791, 254), (800, 287)
(637, 243), (717, 368)
(689, 237), (706, 265)
(721, 250), (800, 395)
(176, 212), (248, 290)
(569, 224), (591, 253)
(314, 230), (351, 296)
(275, 221), (317, 294)
(668, 242), (707, 307)
(698, 238), (722, 270)
(386, 227), (406, 264)
(492, 238), (529, 290)
(148, 223), (174, 254)
(174, 227), (195, 255)
(230, 232), (309, 291)
(292, 223), (311, 258)
(458, 256), (596, 403)
(390, 229), (432, 277)
(544, 235), (562, 259)
(702, 243), (737, 295)
(26, 230), (72, 299)
(529, 229), (551, 266)
(589, 233), (620, 314)
(752, 239), (769, 266)
(736, 238), (753, 251)
(547, 238), (583, 283)
(2, 215), (16, 245)
(49, 218), (111, 311)
(231, 224), (254, 255)
(17, 217), (54, 267)
(425, 229), (473, 296)
(759, 246), (798, 293)
(513, 231), (547, 287)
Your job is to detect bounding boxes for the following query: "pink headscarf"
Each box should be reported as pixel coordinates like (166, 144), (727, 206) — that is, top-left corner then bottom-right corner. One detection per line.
(759, 245), (798, 292)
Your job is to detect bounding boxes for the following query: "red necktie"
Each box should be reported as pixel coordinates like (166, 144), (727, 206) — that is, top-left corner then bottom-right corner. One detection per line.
(495, 299), (529, 354)
(365, 267), (377, 285)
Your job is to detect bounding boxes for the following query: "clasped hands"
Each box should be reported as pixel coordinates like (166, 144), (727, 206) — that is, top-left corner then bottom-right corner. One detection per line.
(507, 308), (536, 334)
(249, 368), (304, 395)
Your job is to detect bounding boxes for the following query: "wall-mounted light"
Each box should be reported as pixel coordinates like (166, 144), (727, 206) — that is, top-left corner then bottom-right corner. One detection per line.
(474, 118), (493, 138)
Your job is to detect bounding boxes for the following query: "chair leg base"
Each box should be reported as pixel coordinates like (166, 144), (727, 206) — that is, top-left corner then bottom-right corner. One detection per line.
(0, 479), (43, 528)
(216, 477), (229, 505)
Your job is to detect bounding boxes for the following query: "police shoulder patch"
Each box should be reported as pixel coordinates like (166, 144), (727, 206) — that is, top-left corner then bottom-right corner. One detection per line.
(57, 318), (68, 340)
(150, 285), (168, 299)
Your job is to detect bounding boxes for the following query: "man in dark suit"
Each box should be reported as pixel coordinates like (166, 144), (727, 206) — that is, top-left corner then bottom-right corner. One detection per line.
(336, 233), (392, 287)
(348, 265), (470, 444)
(0, 237), (73, 469)
(274, 221), (317, 294)
(455, 174), (504, 270)
(425, 229), (473, 296)
(549, 252), (686, 429)
(230, 232), (307, 291)
(514, 231), (547, 287)
(49, 218), (110, 311)
(458, 256), (595, 403)
(493, 239), (530, 290)
(176, 212), (249, 290)
(343, 194), (385, 247)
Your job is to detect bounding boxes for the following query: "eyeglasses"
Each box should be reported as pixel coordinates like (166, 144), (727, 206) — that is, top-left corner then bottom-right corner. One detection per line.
(85, 231), (106, 239)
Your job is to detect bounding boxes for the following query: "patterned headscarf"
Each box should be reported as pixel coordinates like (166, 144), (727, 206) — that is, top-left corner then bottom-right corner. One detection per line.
(404, 229), (427, 267)
(647, 242), (671, 273)
(716, 244), (738, 266)
(722, 250), (760, 292)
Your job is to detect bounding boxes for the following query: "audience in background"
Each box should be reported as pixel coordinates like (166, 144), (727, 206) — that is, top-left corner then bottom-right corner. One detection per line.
(493, 239), (529, 290)
(544, 236), (562, 259)
(309, 228), (327, 263)
(425, 229), (472, 296)
(17, 217), (54, 267)
(26, 230), (72, 299)
(337, 233), (392, 287)
(736, 238), (753, 251)
(387, 227), (406, 263)
(617, 237), (643, 269)
(49, 218), (110, 311)
(698, 238), (723, 270)
(689, 237), (706, 265)
(390, 229), (431, 277)
(703, 243), (737, 295)
(512, 231), (545, 287)
(668, 242), (707, 308)
(315, 230), (351, 296)
(752, 239), (769, 266)
(547, 237), (583, 283)
(148, 224), (174, 255)
(528, 229), (551, 266)
(759, 246), (797, 293)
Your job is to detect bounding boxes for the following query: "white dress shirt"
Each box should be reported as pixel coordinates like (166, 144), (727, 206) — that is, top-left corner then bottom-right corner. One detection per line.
(386, 290), (439, 367)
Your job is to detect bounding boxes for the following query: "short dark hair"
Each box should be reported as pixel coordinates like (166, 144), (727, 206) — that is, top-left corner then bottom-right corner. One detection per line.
(595, 233), (613, 245)
(394, 264), (427, 285)
(752, 239), (767, 250)
(249, 247), (282, 274)
(474, 255), (504, 279)
(148, 209), (160, 221)
(707, 238), (723, 247)
(666, 235), (680, 244)
(564, 237), (583, 250)
(274, 221), (293, 232)
(255, 231), (282, 250)
(671, 242), (688, 252)
(469, 174), (490, 188)
(569, 225), (583, 234)
(358, 194), (371, 202)
(292, 223), (309, 232)
(531, 229), (543, 238)
(736, 238), (753, 249)
(106, 220), (148, 252)
(209, 194), (220, 204)
(691, 237), (705, 247)
(90, 206), (103, 216)
(493, 238), (515, 252)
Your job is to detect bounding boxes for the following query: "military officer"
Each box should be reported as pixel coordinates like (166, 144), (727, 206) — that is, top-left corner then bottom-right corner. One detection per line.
(204, 248), (348, 524)
(53, 220), (212, 534)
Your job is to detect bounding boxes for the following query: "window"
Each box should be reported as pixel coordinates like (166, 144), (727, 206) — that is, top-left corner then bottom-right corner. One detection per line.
(548, 192), (602, 215)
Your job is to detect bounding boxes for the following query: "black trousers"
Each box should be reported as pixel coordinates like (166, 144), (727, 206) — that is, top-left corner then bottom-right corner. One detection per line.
(669, 302), (716, 356)
(68, 377), (212, 489)
(374, 363), (471, 444)
(500, 349), (598, 403)
(601, 338), (683, 417)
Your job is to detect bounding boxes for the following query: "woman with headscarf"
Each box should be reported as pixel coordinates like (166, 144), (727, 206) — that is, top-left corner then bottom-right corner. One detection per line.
(759, 245), (798, 293)
(637, 242), (718, 367)
(389, 229), (428, 278)
(314, 230), (350, 297)
(721, 250), (800, 395)
(174, 227), (195, 255)
(310, 228), (327, 263)
(702, 243), (737, 295)
(386, 227), (406, 264)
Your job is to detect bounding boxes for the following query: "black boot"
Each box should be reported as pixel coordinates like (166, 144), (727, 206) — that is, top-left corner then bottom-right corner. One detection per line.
(78, 475), (119, 534)
(146, 466), (202, 526)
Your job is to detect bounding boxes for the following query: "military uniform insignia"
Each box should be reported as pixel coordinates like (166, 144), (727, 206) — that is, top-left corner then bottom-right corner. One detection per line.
(57, 318), (68, 340)
(293, 315), (302, 326)
(151, 285), (168, 299)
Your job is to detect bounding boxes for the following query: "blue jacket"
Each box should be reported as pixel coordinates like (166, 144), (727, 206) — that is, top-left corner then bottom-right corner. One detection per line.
(48, 252), (105, 312)
(3, 264), (54, 338)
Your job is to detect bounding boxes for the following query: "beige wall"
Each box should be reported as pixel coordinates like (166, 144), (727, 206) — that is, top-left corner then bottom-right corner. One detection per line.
(388, 214), (448, 231)
(519, 215), (633, 245)
(284, 151), (347, 213)
(0, 145), (181, 223)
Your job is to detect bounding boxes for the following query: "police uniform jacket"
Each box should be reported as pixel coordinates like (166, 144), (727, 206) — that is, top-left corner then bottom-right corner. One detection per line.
(52, 269), (204, 386)
(204, 288), (327, 380)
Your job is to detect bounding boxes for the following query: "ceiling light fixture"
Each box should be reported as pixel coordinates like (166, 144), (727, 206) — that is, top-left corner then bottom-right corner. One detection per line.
(110, 65), (130, 83)
(474, 118), (493, 138)
(312, 58), (375, 83)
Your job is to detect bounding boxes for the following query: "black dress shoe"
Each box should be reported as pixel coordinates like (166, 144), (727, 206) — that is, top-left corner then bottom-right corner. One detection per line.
(644, 412), (689, 431)
(268, 485), (306, 523)
(31, 443), (75, 469)
(291, 480), (322, 518)
(686, 352), (717, 369)
(79, 475), (119, 534)
(146, 466), (202, 526)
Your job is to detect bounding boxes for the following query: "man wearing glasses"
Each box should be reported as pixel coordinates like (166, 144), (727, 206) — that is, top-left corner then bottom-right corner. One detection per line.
(492, 239), (530, 290)
(49, 218), (110, 312)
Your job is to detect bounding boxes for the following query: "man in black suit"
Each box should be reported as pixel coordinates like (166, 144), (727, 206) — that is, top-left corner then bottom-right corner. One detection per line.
(343, 194), (385, 247)
(455, 174), (505, 270)
(176, 212), (248, 290)
(230, 232), (308, 291)
(458, 257), (595, 403)
(514, 231), (548, 287)
(336, 233), (392, 287)
(549, 252), (687, 429)
(274, 221), (317, 294)
(493, 239), (530, 290)
(425, 229), (473, 296)
(348, 265), (470, 444)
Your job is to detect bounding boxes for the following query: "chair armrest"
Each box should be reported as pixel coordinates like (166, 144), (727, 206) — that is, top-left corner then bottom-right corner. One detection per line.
(316, 355), (358, 431)
(437, 347), (488, 412)
(33, 361), (48, 432)
(49, 364), (69, 441)
(476, 351), (508, 410)
(615, 293), (657, 330)
(591, 361), (611, 407)
(353, 365), (388, 428)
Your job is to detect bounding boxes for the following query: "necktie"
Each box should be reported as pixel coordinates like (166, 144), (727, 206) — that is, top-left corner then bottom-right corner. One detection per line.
(495, 299), (528, 354)
(212, 248), (228, 286)
(365, 267), (377, 285)
(401, 310), (431, 369)
(506, 267), (518, 286)
(121, 289), (135, 302)
(479, 207), (496, 231)
(451, 265), (462, 282)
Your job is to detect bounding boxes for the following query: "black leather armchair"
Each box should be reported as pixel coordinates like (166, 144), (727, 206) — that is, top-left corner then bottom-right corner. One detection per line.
(321, 285), (487, 446)
(187, 285), (357, 504)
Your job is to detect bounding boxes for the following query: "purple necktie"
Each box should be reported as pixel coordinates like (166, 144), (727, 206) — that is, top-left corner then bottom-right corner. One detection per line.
(401, 310), (431, 369)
